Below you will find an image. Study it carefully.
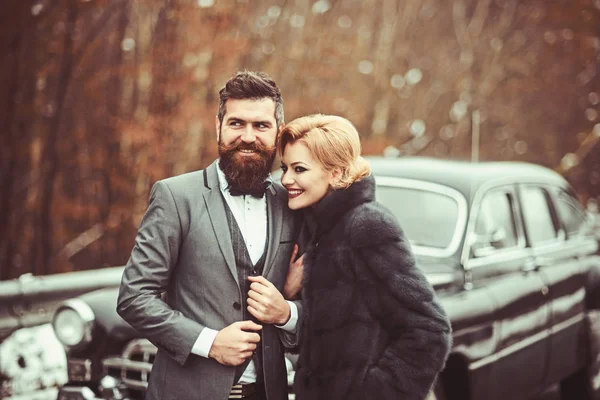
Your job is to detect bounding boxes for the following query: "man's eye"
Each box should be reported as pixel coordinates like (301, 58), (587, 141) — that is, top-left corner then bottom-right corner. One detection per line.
(256, 123), (269, 129)
(230, 121), (242, 127)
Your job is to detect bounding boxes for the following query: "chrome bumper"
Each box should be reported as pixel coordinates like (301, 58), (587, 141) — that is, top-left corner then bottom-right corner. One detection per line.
(58, 375), (129, 400)
(57, 386), (101, 400)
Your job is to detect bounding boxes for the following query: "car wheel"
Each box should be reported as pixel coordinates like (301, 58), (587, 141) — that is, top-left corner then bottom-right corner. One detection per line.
(560, 310), (600, 400)
(426, 383), (447, 400)
(559, 367), (597, 400)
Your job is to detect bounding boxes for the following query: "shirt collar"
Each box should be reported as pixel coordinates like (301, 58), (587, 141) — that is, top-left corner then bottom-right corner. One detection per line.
(216, 162), (230, 192)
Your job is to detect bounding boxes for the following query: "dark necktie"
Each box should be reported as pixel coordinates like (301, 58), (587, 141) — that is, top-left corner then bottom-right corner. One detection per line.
(229, 181), (271, 199)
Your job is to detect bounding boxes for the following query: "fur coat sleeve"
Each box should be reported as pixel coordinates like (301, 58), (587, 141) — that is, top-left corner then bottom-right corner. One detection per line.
(350, 204), (452, 400)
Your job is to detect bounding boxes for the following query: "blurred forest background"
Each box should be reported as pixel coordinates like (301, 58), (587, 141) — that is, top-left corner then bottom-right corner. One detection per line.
(1, 0), (599, 280)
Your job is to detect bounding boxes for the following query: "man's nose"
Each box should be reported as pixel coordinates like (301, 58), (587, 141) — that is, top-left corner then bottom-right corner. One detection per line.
(240, 126), (256, 143)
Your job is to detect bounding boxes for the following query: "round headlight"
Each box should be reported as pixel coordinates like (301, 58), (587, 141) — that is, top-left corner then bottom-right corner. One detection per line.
(52, 299), (95, 349)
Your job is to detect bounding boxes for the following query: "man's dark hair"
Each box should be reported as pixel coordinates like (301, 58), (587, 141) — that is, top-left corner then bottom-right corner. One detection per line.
(217, 70), (284, 128)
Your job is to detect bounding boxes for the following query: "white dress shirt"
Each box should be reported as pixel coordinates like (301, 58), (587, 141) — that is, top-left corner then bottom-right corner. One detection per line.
(191, 163), (298, 383)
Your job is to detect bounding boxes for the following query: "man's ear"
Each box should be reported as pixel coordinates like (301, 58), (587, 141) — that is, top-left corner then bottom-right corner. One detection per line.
(275, 122), (285, 147)
(215, 115), (221, 142)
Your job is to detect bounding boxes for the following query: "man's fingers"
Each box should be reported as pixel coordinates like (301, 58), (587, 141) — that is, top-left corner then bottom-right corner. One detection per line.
(238, 320), (262, 331)
(247, 297), (265, 311)
(246, 331), (261, 343)
(238, 342), (257, 352)
(228, 353), (252, 365)
(247, 298), (264, 313)
(249, 282), (271, 296)
(247, 306), (264, 320)
(289, 244), (299, 263)
(248, 275), (273, 289)
(248, 288), (264, 301)
(247, 305), (258, 318)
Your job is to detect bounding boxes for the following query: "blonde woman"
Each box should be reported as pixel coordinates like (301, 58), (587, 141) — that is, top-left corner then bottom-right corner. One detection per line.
(279, 115), (451, 400)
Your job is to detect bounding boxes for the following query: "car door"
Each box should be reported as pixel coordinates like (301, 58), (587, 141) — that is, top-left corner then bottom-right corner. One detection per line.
(523, 185), (592, 387)
(465, 185), (550, 400)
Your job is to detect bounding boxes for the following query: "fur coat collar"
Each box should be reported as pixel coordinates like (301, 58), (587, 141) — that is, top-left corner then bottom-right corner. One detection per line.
(308, 174), (376, 240)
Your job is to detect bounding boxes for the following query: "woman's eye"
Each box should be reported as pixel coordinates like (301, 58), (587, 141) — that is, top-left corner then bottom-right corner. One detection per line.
(280, 166), (288, 172)
(295, 166), (307, 173)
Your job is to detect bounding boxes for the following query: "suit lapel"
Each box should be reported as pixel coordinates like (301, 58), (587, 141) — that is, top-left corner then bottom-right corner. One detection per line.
(202, 162), (238, 284)
(263, 185), (284, 278)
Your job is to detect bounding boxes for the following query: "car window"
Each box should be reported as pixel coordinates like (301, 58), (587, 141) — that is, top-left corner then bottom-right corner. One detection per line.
(555, 189), (586, 237)
(473, 189), (519, 251)
(521, 186), (558, 245)
(376, 186), (459, 250)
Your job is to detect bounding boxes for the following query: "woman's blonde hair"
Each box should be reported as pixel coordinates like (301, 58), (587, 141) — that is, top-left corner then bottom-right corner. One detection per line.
(279, 114), (371, 189)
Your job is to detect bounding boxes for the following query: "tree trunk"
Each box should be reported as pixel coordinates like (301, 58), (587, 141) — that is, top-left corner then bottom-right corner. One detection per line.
(37, 0), (78, 275)
(0, 1), (37, 280)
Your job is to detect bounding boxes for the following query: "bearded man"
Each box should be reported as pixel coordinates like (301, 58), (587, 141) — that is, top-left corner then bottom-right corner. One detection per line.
(117, 71), (304, 400)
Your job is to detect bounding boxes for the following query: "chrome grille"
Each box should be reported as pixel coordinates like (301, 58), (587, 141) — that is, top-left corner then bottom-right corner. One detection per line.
(102, 339), (156, 392)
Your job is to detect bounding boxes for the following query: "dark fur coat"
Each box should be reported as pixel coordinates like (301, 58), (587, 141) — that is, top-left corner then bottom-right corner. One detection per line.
(293, 175), (452, 400)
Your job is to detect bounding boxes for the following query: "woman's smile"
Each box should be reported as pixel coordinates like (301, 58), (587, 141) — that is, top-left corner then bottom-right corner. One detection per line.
(286, 188), (304, 199)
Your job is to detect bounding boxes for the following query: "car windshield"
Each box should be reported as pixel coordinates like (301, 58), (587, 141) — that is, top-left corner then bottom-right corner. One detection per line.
(375, 182), (462, 252)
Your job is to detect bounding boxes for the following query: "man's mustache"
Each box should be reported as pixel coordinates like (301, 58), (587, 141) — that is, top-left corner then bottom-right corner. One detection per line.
(222, 140), (275, 154)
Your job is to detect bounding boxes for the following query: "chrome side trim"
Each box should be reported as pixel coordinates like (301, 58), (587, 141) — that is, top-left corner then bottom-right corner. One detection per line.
(426, 272), (456, 287)
(466, 248), (529, 270)
(550, 313), (586, 334)
(374, 176), (469, 258)
(534, 238), (599, 259)
(102, 357), (153, 373)
(469, 313), (585, 371)
(465, 238), (597, 271)
(121, 377), (149, 390)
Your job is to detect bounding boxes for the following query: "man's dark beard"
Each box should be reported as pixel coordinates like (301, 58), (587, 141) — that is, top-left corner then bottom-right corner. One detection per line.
(219, 139), (276, 195)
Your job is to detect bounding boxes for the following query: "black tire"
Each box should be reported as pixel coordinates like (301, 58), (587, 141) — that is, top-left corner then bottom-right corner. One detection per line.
(427, 382), (447, 400)
(559, 367), (595, 400)
(560, 311), (600, 400)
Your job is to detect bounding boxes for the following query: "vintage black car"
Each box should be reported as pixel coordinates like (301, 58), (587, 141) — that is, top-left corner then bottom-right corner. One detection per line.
(52, 157), (600, 400)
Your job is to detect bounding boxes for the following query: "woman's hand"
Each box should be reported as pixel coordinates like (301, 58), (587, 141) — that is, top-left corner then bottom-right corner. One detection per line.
(284, 244), (304, 300)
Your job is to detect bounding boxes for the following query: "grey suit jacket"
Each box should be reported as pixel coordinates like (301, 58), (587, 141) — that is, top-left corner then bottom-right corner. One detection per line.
(117, 160), (303, 400)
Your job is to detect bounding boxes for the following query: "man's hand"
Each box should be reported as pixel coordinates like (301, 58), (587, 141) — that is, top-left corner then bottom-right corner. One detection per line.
(247, 276), (290, 325)
(208, 321), (262, 366)
(284, 244), (304, 300)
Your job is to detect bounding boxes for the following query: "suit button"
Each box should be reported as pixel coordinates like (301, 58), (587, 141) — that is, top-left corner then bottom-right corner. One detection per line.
(233, 302), (241, 310)
(251, 268), (257, 275)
